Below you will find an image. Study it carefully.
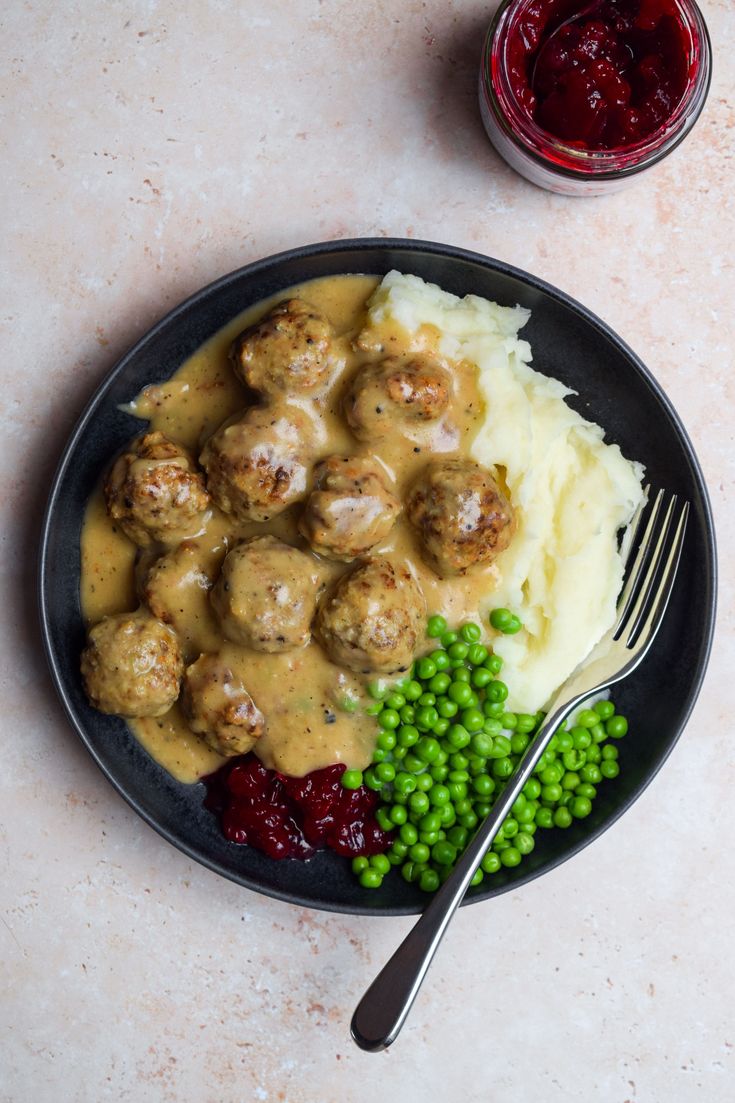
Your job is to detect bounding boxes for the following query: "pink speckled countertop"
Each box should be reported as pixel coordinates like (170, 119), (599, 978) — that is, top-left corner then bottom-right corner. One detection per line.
(1, 2), (733, 1100)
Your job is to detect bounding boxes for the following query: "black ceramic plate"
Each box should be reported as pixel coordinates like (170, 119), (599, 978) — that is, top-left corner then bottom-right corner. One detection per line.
(38, 239), (716, 915)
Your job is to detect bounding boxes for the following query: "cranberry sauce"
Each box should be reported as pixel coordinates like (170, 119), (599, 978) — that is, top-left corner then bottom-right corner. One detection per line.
(508, 0), (691, 149)
(203, 755), (393, 861)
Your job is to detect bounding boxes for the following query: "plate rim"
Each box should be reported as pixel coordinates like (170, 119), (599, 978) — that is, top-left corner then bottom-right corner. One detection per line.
(37, 237), (718, 916)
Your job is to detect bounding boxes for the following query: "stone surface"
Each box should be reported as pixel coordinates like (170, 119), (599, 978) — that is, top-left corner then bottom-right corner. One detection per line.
(1, 2), (733, 1100)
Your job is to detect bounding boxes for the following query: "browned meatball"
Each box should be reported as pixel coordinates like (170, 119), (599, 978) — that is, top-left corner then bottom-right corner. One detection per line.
(315, 557), (425, 674)
(200, 405), (313, 523)
(211, 535), (322, 652)
(104, 432), (210, 547)
(181, 653), (265, 756)
(344, 357), (451, 441)
(140, 541), (222, 656)
(406, 459), (514, 577)
(81, 611), (183, 718)
(298, 454), (401, 562)
(230, 298), (333, 396)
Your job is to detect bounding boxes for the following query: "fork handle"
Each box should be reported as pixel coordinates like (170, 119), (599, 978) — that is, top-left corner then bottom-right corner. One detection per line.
(350, 697), (575, 1052)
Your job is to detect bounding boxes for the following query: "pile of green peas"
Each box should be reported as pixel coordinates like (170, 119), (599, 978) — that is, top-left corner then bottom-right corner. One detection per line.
(343, 615), (628, 892)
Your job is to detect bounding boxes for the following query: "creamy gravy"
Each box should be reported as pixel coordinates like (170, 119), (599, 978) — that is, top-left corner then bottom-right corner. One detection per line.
(81, 274), (500, 782)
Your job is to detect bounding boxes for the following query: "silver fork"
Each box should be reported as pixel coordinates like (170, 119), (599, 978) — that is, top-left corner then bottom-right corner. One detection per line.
(351, 489), (689, 1052)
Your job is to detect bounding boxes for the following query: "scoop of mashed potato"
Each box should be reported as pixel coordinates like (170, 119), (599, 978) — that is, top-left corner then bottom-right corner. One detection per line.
(363, 271), (645, 713)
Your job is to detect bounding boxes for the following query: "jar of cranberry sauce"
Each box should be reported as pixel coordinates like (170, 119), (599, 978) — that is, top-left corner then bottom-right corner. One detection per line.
(479, 0), (712, 195)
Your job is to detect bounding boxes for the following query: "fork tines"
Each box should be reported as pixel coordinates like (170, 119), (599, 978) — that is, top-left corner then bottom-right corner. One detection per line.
(614, 489), (689, 652)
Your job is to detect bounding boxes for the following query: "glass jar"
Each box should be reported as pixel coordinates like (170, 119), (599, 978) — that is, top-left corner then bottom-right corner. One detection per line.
(478, 0), (712, 196)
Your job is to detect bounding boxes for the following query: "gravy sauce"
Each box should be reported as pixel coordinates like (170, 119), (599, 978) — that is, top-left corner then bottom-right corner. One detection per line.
(81, 274), (499, 782)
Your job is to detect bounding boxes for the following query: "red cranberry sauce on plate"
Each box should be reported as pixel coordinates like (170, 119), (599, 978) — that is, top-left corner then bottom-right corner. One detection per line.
(203, 755), (393, 861)
(508, 0), (692, 149)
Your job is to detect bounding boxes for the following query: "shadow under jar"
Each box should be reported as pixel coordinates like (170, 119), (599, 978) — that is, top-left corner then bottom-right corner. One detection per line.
(479, 0), (712, 196)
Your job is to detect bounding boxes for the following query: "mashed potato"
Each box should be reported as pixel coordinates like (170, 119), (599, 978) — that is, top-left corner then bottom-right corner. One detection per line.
(366, 271), (645, 713)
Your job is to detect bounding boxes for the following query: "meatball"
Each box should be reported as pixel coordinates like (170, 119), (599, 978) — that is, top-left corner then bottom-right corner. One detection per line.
(315, 557), (425, 674)
(200, 405), (312, 523)
(140, 540), (219, 640)
(211, 535), (322, 652)
(230, 298), (333, 396)
(344, 356), (451, 441)
(406, 459), (514, 577)
(81, 611), (183, 718)
(104, 432), (211, 547)
(298, 454), (401, 562)
(181, 653), (265, 756)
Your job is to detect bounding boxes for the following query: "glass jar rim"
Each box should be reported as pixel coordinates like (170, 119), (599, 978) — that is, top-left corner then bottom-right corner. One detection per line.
(482, 0), (712, 179)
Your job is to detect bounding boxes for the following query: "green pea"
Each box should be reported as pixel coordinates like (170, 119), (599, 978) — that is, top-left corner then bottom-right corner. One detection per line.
(397, 724), (419, 748)
(486, 680), (509, 703)
(448, 682), (473, 707)
(380, 709), (400, 730)
(472, 773), (495, 797)
(448, 641), (469, 661)
(458, 811), (478, 830)
(437, 697), (458, 719)
(375, 762), (396, 783)
(430, 650), (451, 672)
(484, 653), (503, 674)
(352, 856), (369, 874)
(580, 763), (602, 784)
(401, 861), (417, 884)
(600, 759), (620, 779)
(446, 724), (470, 750)
(606, 715), (629, 739)
(365, 701), (384, 716)
(502, 816), (519, 838)
(585, 745), (602, 764)
(541, 782), (562, 803)
(429, 672), (451, 695)
(389, 804), (408, 826)
(470, 868), (484, 887)
(416, 736), (441, 763)
(452, 667), (471, 683)
(372, 747), (386, 763)
(467, 643), (488, 666)
(341, 769), (363, 790)
(460, 621), (482, 643)
(427, 615), (448, 638)
(430, 763), (449, 783)
(415, 772), (434, 793)
(483, 700), (504, 718)
(439, 803), (456, 827)
(490, 735), (512, 758)
(516, 832), (535, 855)
(419, 869), (440, 893)
(375, 806), (393, 832)
(594, 699), (615, 720)
(535, 806), (554, 829)
(400, 822), (418, 846)
(563, 749), (585, 771)
(471, 666), (492, 689)
(415, 706), (439, 731)
(571, 726), (591, 750)
(576, 708), (599, 729)
(501, 711), (518, 730)
(403, 680), (423, 701)
(418, 692), (436, 707)
(376, 730), (397, 753)
(561, 771), (580, 791)
(367, 680), (387, 700)
(500, 846), (522, 867)
(571, 795), (592, 818)
(409, 842), (430, 863)
(510, 732), (529, 755)
(409, 791), (430, 815)
(432, 840), (458, 866)
(394, 771), (417, 795)
(448, 825), (468, 849)
(601, 744), (619, 760)
(505, 615), (522, 634)
(363, 768), (382, 791)
(489, 608), (513, 632)
(515, 713), (536, 734)
(589, 723), (607, 744)
(470, 732), (495, 758)
(419, 811), (442, 834)
(492, 757), (514, 780)
(555, 730), (574, 753)
(404, 752), (424, 773)
(429, 783), (451, 806)
(576, 783), (597, 800)
(416, 657), (437, 681)
(447, 781), (468, 802)
(440, 631), (459, 648)
(461, 708), (485, 733)
(481, 851), (501, 874)
(359, 869), (383, 889)
(553, 806), (573, 828)
(448, 753), (469, 770)
(540, 764), (562, 786)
